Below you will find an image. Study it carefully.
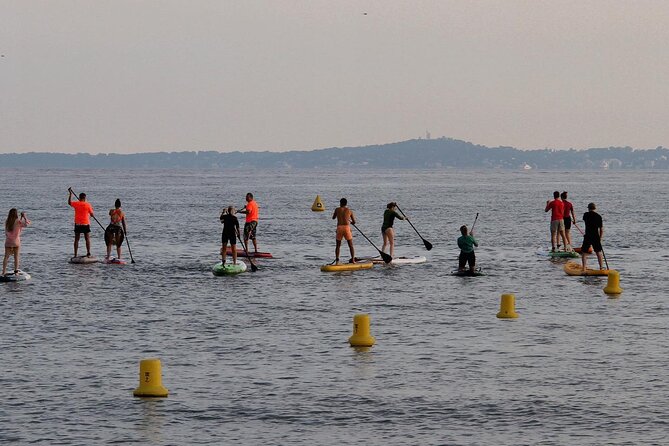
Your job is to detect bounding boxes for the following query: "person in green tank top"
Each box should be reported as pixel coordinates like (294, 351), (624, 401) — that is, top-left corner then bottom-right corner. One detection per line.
(381, 202), (404, 257)
(457, 224), (478, 273)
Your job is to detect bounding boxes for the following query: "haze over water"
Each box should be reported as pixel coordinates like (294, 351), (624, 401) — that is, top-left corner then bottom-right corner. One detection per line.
(1, 168), (668, 445)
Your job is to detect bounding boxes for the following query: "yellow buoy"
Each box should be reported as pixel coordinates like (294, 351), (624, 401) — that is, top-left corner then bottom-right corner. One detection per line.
(348, 314), (375, 347)
(603, 270), (623, 295)
(311, 195), (325, 212)
(133, 358), (169, 397)
(496, 293), (519, 319)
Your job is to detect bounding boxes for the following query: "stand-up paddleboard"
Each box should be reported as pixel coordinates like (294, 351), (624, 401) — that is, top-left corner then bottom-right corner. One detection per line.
(212, 260), (247, 276)
(70, 256), (99, 264)
(225, 248), (273, 259)
(102, 257), (127, 265)
(355, 255), (427, 265)
(564, 261), (609, 276)
(320, 261), (373, 272)
(0, 270), (31, 282)
(451, 267), (485, 277)
(536, 247), (579, 258)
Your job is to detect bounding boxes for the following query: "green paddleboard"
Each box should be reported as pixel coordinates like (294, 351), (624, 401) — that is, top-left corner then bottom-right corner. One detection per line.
(212, 261), (247, 276)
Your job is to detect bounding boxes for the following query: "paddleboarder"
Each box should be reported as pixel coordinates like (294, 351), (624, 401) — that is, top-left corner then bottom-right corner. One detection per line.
(104, 199), (127, 261)
(580, 202), (605, 270)
(332, 198), (356, 263)
(238, 193), (259, 254)
(3, 209), (30, 277)
(545, 191), (567, 252)
(381, 202), (404, 257)
(220, 206), (240, 265)
(68, 189), (95, 257)
(457, 224), (478, 274)
(561, 191), (576, 251)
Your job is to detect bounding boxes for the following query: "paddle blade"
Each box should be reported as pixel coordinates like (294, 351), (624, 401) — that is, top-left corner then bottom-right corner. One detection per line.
(380, 251), (393, 263)
(423, 239), (433, 251)
(251, 263), (258, 272)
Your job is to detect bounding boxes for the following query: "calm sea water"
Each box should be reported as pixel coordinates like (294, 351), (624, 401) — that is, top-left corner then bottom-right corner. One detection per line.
(1, 168), (668, 445)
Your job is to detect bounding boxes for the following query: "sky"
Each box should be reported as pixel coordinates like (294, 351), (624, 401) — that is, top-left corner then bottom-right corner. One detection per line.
(2, 0), (669, 154)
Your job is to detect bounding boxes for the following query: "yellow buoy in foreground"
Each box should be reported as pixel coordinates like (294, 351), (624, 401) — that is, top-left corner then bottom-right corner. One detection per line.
(311, 195), (325, 212)
(603, 270), (623, 295)
(349, 314), (375, 347)
(133, 358), (169, 397)
(496, 294), (519, 319)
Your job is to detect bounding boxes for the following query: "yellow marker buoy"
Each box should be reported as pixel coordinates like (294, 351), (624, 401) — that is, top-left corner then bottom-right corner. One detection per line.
(348, 314), (375, 347)
(496, 293), (519, 319)
(311, 195), (325, 212)
(603, 270), (623, 295)
(133, 358), (169, 397)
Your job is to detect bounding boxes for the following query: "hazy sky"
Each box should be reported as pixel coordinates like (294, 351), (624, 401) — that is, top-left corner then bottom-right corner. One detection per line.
(2, 0), (669, 153)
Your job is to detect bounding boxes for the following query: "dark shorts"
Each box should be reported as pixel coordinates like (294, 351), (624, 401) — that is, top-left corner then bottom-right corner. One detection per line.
(221, 232), (237, 245)
(564, 217), (572, 230)
(581, 235), (602, 253)
(458, 251), (476, 269)
(244, 221), (258, 240)
(381, 226), (392, 234)
(74, 224), (91, 235)
(104, 224), (124, 246)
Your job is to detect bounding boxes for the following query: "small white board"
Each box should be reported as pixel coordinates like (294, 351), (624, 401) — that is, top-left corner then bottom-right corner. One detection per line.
(70, 256), (99, 264)
(0, 270), (31, 282)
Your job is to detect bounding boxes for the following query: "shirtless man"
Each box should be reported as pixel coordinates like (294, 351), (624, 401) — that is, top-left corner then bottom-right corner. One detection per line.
(332, 198), (356, 264)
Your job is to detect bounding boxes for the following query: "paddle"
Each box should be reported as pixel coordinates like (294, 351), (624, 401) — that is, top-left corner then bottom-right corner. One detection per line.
(351, 223), (392, 263)
(237, 228), (258, 272)
(396, 205), (432, 250)
(470, 212), (479, 234)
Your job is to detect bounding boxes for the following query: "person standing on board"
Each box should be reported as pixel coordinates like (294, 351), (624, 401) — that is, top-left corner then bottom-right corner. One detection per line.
(561, 191), (576, 251)
(381, 202), (404, 258)
(544, 191), (566, 252)
(104, 199), (127, 260)
(238, 193), (259, 254)
(332, 198), (356, 264)
(3, 209), (30, 276)
(457, 224), (478, 273)
(220, 206), (240, 265)
(68, 189), (95, 257)
(580, 202), (605, 270)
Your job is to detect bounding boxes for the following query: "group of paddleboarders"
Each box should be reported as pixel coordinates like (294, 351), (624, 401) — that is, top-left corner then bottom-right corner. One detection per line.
(67, 189), (128, 261)
(218, 193), (260, 265)
(545, 190), (605, 270)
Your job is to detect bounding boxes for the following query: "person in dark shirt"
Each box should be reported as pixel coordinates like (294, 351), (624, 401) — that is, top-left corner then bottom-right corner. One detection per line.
(220, 206), (240, 265)
(381, 202), (404, 257)
(580, 202), (605, 270)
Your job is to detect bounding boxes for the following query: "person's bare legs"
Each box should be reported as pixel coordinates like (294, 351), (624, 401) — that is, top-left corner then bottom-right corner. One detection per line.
(74, 233), (81, 257)
(550, 228), (557, 251)
(335, 240), (342, 263)
(14, 246), (20, 273)
(596, 251), (604, 269)
(559, 229), (568, 251)
(252, 238), (258, 253)
(565, 229), (572, 249)
(2, 247), (10, 275)
(84, 233), (91, 256)
(347, 239), (355, 262)
(382, 231), (389, 254)
(231, 244), (237, 264)
(116, 244), (122, 259)
(581, 252), (588, 270)
(388, 228), (396, 257)
(221, 242), (228, 264)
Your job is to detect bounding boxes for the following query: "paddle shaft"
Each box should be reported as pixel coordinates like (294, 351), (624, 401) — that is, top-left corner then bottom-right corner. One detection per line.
(351, 223), (392, 263)
(236, 227), (258, 271)
(395, 205), (432, 250)
(471, 213), (479, 234)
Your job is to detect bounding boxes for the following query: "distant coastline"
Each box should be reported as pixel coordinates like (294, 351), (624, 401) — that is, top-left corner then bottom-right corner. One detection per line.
(1, 138), (667, 169)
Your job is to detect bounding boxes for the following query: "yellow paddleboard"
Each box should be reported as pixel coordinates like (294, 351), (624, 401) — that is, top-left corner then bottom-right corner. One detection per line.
(564, 261), (610, 276)
(320, 262), (373, 272)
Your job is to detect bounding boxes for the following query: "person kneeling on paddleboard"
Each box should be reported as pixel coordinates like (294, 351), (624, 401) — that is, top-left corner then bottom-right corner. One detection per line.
(105, 199), (127, 260)
(220, 206), (240, 265)
(457, 224), (478, 274)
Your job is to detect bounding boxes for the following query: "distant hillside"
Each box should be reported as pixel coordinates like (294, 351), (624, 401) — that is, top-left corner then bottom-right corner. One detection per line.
(1, 138), (668, 169)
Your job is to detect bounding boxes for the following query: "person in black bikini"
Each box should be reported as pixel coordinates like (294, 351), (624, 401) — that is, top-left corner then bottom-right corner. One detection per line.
(381, 202), (404, 258)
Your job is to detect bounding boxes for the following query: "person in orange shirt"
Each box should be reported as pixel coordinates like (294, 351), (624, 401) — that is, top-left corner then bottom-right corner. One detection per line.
(238, 192), (259, 253)
(68, 189), (95, 257)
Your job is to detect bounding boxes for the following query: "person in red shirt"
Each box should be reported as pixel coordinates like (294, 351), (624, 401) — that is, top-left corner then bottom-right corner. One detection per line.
(238, 193), (259, 253)
(561, 191), (577, 251)
(68, 189), (95, 257)
(544, 190), (567, 252)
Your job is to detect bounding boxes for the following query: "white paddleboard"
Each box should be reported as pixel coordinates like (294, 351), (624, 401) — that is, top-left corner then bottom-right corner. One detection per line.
(70, 256), (99, 264)
(0, 270), (31, 282)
